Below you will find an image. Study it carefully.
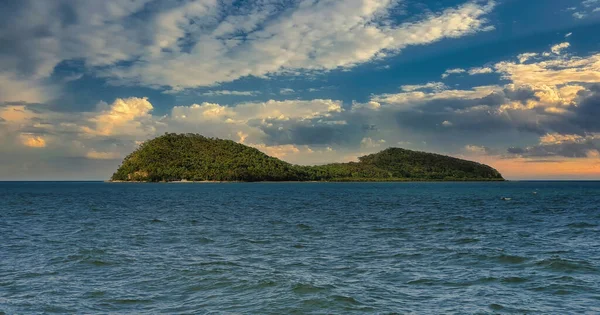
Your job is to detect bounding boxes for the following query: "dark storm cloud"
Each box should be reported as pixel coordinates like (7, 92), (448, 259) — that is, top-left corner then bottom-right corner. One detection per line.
(541, 84), (600, 135)
(507, 147), (525, 154)
(253, 86), (548, 150)
(503, 85), (538, 104)
(257, 118), (369, 146)
(507, 139), (600, 158)
(571, 85), (600, 131)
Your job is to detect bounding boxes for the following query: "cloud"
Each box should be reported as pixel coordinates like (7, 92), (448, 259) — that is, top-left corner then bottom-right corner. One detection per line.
(517, 53), (538, 63)
(468, 67), (494, 75)
(173, 99), (342, 123)
(3, 28), (600, 179)
(539, 133), (585, 145)
(20, 134), (46, 148)
(494, 52), (600, 88)
(565, 32), (573, 38)
(81, 97), (159, 137)
(372, 85), (503, 107)
(507, 134), (600, 159)
(401, 82), (447, 92)
(361, 137), (386, 149)
(0, 73), (56, 103)
(85, 150), (121, 160)
(0, 0), (497, 94)
(550, 42), (570, 55)
(463, 144), (493, 155)
(279, 88), (295, 95)
(201, 90), (260, 97)
(441, 68), (466, 78)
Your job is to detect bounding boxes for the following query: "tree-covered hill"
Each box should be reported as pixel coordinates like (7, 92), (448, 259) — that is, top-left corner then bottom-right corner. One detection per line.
(111, 133), (504, 182)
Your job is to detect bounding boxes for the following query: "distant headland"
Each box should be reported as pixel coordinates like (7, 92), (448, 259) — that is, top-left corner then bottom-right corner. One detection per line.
(110, 133), (504, 182)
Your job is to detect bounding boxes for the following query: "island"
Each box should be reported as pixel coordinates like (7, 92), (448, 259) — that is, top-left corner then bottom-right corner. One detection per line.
(110, 133), (504, 182)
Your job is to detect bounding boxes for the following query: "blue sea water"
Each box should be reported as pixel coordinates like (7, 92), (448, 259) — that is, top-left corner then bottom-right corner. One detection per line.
(1, 181), (600, 314)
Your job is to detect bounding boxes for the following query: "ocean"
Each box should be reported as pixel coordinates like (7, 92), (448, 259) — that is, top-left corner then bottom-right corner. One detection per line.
(1, 181), (599, 314)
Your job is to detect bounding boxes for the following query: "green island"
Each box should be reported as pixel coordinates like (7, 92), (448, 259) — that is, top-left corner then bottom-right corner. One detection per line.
(110, 133), (504, 182)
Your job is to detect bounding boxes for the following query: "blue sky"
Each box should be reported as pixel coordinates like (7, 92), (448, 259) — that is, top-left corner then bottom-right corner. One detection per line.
(1, 0), (600, 180)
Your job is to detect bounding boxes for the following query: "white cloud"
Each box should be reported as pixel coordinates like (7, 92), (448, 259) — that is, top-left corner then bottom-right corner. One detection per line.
(279, 88), (295, 95)
(20, 134), (46, 148)
(172, 99), (342, 124)
(565, 32), (573, 38)
(361, 137), (386, 149)
(372, 85), (503, 107)
(442, 120), (453, 127)
(441, 68), (466, 78)
(464, 145), (488, 155)
(539, 133), (585, 145)
(0, 0), (498, 96)
(201, 90), (260, 96)
(86, 150), (121, 160)
(517, 53), (538, 63)
(550, 42), (570, 55)
(0, 74), (56, 103)
(495, 52), (600, 88)
(81, 97), (159, 137)
(401, 82), (447, 92)
(468, 67), (494, 75)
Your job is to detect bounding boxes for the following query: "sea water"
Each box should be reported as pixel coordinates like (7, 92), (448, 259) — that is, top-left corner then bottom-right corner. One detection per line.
(1, 181), (599, 314)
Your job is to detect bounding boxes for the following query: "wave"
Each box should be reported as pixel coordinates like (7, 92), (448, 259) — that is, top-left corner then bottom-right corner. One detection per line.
(292, 283), (333, 294)
(330, 295), (361, 305)
(197, 237), (215, 244)
(494, 254), (529, 264)
(567, 222), (597, 228)
(454, 237), (480, 244)
(372, 227), (407, 233)
(296, 223), (312, 230)
(534, 257), (597, 272)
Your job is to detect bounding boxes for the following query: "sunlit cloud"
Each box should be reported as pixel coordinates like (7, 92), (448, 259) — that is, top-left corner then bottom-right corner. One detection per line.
(20, 134), (46, 148)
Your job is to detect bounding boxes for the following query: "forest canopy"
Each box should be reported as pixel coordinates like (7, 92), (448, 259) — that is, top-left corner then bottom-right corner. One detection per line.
(111, 133), (504, 182)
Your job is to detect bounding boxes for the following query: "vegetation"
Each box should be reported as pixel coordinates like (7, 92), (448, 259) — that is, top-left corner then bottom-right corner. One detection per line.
(111, 133), (504, 182)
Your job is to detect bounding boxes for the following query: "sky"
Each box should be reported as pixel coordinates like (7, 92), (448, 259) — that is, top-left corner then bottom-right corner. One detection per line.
(1, 0), (600, 180)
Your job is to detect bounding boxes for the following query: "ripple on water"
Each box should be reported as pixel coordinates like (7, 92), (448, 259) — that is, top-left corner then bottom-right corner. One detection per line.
(256, 279), (278, 288)
(501, 276), (529, 284)
(330, 295), (361, 305)
(106, 298), (154, 305)
(3, 181), (600, 313)
(195, 261), (241, 267)
(372, 227), (407, 233)
(292, 283), (334, 294)
(296, 223), (312, 230)
(454, 237), (480, 244)
(85, 291), (106, 298)
(493, 254), (530, 264)
(531, 283), (589, 295)
(240, 238), (270, 244)
(407, 278), (439, 286)
(301, 298), (331, 309)
(567, 222), (597, 228)
(197, 237), (215, 244)
(534, 257), (597, 272)
(489, 303), (504, 311)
